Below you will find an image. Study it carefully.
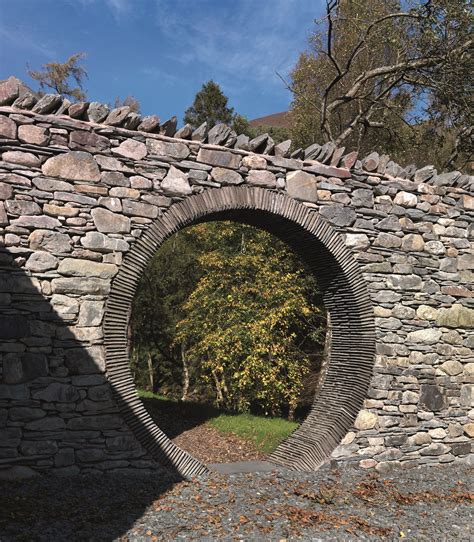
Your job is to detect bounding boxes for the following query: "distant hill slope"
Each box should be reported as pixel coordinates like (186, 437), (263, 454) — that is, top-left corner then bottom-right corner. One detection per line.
(249, 111), (290, 128)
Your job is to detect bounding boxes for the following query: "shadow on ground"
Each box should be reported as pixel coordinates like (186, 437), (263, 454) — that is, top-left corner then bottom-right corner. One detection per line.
(0, 244), (194, 540)
(140, 395), (222, 439)
(0, 471), (181, 542)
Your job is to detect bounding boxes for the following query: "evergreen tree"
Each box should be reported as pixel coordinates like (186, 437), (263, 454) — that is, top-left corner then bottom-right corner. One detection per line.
(184, 80), (234, 128)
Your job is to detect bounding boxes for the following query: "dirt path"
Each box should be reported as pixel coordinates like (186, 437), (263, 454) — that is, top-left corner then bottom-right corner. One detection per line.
(172, 423), (265, 464)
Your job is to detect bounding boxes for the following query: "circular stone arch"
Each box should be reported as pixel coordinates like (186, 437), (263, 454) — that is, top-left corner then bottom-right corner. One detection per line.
(103, 186), (375, 478)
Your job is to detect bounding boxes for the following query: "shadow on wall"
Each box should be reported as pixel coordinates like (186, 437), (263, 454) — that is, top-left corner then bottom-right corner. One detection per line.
(0, 243), (186, 539)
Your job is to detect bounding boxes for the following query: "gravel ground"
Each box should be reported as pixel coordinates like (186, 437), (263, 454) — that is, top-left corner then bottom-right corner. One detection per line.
(0, 462), (471, 541)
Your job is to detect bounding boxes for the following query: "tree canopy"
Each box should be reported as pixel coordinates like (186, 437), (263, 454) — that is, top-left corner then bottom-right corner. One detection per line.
(131, 222), (326, 419)
(288, 0), (473, 171)
(184, 80), (235, 128)
(28, 52), (87, 102)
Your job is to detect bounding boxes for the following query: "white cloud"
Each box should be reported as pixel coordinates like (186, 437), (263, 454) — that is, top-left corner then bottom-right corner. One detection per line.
(0, 25), (57, 58)
(75, 0), (132, 21)
(104, 0), (132, 20)
(151, 0), (320, 93)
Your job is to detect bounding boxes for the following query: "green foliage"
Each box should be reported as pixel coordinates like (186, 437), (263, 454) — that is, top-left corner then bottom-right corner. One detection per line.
(289, 0), (473, 171)
(131, 229), (206, 394)
(232, 114), (252, 135)
(28, 52), (87, 101)
(184, 80), (234, 128)
(290, 0), (411, 153)
(131, 222), (326, 418)
(174, 222), (325, 416)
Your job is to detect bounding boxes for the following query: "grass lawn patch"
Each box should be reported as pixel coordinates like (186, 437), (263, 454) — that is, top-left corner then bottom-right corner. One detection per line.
(138, 390), (298, 454)
(208, 412), (298, 454)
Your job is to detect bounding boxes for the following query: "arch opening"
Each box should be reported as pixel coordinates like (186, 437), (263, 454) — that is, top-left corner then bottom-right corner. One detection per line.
(129, 218), (328, 464)
(104, 186), (375, 478)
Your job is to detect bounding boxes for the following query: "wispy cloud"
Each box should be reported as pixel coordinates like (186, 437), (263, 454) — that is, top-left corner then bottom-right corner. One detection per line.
(152, 0), (319, 93)
(0, 25), (57, 58)
(75, 0), (132, 22)
(140, 66), (180, 86)
(104, 0), (132, 21)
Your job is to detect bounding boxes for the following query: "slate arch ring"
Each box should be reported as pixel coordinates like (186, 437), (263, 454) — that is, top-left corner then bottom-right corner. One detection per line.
(103, 186), (376, 478)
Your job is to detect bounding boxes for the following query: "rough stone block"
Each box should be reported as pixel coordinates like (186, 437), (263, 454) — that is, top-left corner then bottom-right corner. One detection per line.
(197, 148), (241, 169)
(285, 170), (318, 202)
(42, 151), (100, 182)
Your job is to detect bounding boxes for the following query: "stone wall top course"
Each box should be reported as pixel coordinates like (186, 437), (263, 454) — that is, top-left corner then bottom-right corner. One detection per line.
(1, 76), (472, 190)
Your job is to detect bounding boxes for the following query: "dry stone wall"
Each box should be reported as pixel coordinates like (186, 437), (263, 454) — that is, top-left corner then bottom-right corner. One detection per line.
(0, 76), (473, 478)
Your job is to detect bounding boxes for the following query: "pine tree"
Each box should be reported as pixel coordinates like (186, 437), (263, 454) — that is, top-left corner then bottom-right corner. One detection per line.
(184, 80), (234, 128)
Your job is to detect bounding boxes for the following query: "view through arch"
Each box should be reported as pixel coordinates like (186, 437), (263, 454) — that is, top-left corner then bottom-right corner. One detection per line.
(129, 218), (328, 466)
(103, 186), (376, 477)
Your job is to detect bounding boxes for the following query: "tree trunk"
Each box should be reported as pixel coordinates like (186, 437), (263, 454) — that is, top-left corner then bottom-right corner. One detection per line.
(288, 403), (296, 422)
(212, 368), (224, 407)
(147, 352), (154, 392)
(181, 343), (189, 402)
(315, 313), (332, 395)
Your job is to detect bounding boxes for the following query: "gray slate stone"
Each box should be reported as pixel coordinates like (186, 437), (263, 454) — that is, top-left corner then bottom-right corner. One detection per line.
(122, 112), (141, 130)
(69, 130), (110, 152)
(211, 167), (243, 185)
(0, 116), (17, 139)
(197, 148), (241, 169)
(42, 151), (100, 182)
(319, 204), (356, 227)
(146, 139), (190, 160)
(247, 169), (276, 188)
(274, 139), (291, 158)
(174, 123), (194, 140)
(81, 231), (129, 252)
(160, 165), (192, 196)
(29, 230), (72, 253)
(249, 134), (268, 152)
(104, 106), (130, 126)
(68, 102), (88, 119)
(234, 134), (250, 150)
(87, 102), (110, 123)
(138, 115), (160, 133)
(160, 116), (177, 137)
(363, 152), (380, 171)
(13, 92), (37, 110)
(304, 143), (321, 160)
(4, 199), (41, 216)
(25, 251), (58, 272)
(192, 122), (207, 141)
(0, 76), (21, 105)
(91, 208), (131, 233)
(32, 94), (62, 114)
(33, 383), (80, 402)
(286, 170), (317, 202)
(208, 123), (232, 145)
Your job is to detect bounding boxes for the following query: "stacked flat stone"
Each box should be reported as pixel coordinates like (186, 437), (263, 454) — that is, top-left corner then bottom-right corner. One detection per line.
(1, 76), (471, 190)
(0, 75), (472, 479)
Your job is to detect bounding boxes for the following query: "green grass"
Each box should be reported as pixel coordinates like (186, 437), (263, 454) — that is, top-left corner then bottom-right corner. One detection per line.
(207, 412), (298, 454)
(137, 390), (299, 454)
(138, 390), (171, 402)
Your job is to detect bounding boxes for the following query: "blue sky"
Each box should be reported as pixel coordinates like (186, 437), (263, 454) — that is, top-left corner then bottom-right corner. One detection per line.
(0, 0), (324, 125)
